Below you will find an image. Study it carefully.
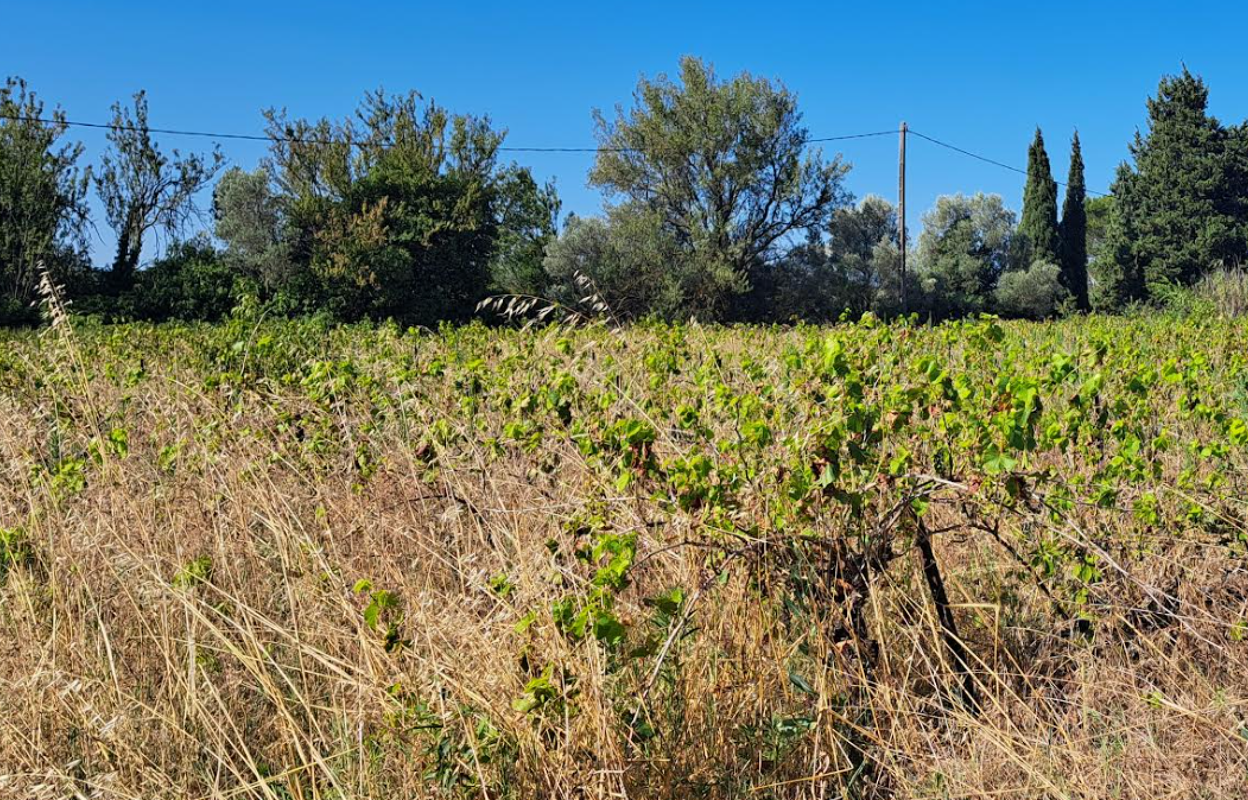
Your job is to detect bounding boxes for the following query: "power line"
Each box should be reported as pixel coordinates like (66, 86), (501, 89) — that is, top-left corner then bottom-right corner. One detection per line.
(0, 113), (895, 153)
(908, 128), (1108, 197)
(0, 112), (626, 151)
(0, 111), (1110, 195)
(512, 131), (898, 151)
(810, 130), (896, 143)
(3, 113), (305, 144)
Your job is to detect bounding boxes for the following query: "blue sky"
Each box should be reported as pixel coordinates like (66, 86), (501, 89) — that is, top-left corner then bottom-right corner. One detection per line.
(8, 1), (1248, 266)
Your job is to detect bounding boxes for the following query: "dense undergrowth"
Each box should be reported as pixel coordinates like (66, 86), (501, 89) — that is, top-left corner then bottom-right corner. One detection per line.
(1, 308), (1247, 798)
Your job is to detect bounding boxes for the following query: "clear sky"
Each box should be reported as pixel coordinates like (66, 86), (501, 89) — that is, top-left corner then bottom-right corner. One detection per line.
(8, 1), (1248, 266)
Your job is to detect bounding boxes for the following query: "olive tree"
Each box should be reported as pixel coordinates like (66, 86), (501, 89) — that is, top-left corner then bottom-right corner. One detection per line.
(589, 56), (850, 317)
(213, 166), (292, 291)
(542, 205), (686, 320)
(916, 193), (1018, 318)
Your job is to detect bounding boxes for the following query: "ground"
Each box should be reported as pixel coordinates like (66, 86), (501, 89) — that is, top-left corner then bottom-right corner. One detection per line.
(1, 312), (1246, 798)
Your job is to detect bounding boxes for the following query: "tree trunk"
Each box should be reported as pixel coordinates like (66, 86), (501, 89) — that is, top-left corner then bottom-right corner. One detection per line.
(916, 519), (980, 713)
(110, 214), (141, 292)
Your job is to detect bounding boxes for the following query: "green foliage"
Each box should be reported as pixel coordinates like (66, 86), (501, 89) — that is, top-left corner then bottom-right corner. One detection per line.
(11, 66), (1248, 331)
(213, 166), (292, 292)
(5, 303), (1248, 796)
(488, 166), (560, 296)
(916, 193), (1017, 317)
(21, 67), (1248, 330)
(355, 578), (409, 653)
(770, 195), (902, 322)
(126, 237), (242, 322)
(588, 56), (851, 318)
(95, 90), (224, 289)
(260, 88), (553, 326)
(1020, 128), (1060, 266)
(994, 260), (1069, 319)
(512, 663), (560, 713)
(1085, 194), (1113, 262)
(46, 456), (86, 500)
(1150, 268), (1248, 320)
(1101, 67), (1248, 306)
(171, 555), (214, 590)
(1195, 268), (1248, 317)
(0, 527), (35, 583)
(381, 684), (515, 796)
(543, 206), (686, 319)
(1059, 131), (1090, 311)
(0, 76), (91, 315)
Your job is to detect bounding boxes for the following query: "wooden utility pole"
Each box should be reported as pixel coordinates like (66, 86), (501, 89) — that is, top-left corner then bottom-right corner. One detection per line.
(898, 121), (908, 315)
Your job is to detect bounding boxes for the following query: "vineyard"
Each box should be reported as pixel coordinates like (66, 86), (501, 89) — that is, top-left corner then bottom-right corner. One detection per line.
(2, 310), (1248, 798)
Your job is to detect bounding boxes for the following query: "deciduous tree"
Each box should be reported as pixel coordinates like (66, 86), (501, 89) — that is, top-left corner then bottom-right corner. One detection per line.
(916, 193), (1016, 318)
(96, 91), (224, 290)
(213, 166), (291, 292)
(262, 89), (548, 323)
(770, 195), (898, 321)
(489, 167), (560, 296)
(542, 205), (687, 320)
(0, 77), (90, 321)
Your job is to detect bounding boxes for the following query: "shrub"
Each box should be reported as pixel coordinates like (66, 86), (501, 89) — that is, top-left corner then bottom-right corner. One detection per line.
(994, 260), (1069, 319)
(0, 297), (39, 327)
(542, 207), (687, 320)
(131, 238), (246, 322)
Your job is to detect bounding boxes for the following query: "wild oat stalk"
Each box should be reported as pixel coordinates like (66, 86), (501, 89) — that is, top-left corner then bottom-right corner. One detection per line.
(476, 270), (623, 331)
(34, 263), (107, 463)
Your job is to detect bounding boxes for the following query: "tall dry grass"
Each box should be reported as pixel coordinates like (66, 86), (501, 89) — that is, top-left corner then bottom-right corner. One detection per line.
(1197, 268), (1248, 318)
(1, 311), (1246, 799)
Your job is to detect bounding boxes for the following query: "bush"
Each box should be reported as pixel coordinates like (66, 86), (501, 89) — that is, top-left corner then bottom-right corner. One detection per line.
(994, 260), (1069, 319)
(0, 297), (39, 327)
(542, 207), (688, 320)
(130, 238), (246, 322)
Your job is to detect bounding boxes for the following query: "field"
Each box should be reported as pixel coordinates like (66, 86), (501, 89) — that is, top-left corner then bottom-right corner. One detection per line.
(2, 309), (1248, 799)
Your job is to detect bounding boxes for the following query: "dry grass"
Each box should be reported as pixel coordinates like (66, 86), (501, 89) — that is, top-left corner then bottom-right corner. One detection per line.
(1197, 268), (1248, 318)
(1, 313), (1246, 799)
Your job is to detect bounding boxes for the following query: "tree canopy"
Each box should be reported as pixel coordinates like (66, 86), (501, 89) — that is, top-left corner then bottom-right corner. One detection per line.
(1059, 131), (1089, 311)
(4, 63), (1248, 327)
(916, 193), (1017, 318)
(1100, 67), (1248, 302)
(1020, 128), (1059, 267)
(96, 90), (224, 290)
(0, 77), (90, 323)
(588, 56), (851, 317)
(253, 89), (557, 324)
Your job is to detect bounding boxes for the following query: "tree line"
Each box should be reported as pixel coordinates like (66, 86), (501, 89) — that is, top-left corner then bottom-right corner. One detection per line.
(2, 60), (1245, 327)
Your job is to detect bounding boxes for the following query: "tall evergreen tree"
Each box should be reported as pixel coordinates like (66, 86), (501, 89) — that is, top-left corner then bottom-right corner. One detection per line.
(1020, 127), (1060, 266)
(1059, 131), (1089, 311)
(1092, 164), (1145, 309)
(1100, 67), (1248, 303)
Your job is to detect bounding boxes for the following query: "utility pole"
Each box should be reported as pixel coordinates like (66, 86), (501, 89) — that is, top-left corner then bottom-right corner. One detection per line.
(898, 120), (908, 315)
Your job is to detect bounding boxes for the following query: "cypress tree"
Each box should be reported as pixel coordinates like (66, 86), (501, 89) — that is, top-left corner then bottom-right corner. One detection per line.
(1059, 131), (1089, 311)
(1020, 127), (1060, 266)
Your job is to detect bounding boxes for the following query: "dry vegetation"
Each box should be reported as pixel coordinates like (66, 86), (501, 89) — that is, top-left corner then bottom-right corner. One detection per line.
(2, 301), (1247, 799)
